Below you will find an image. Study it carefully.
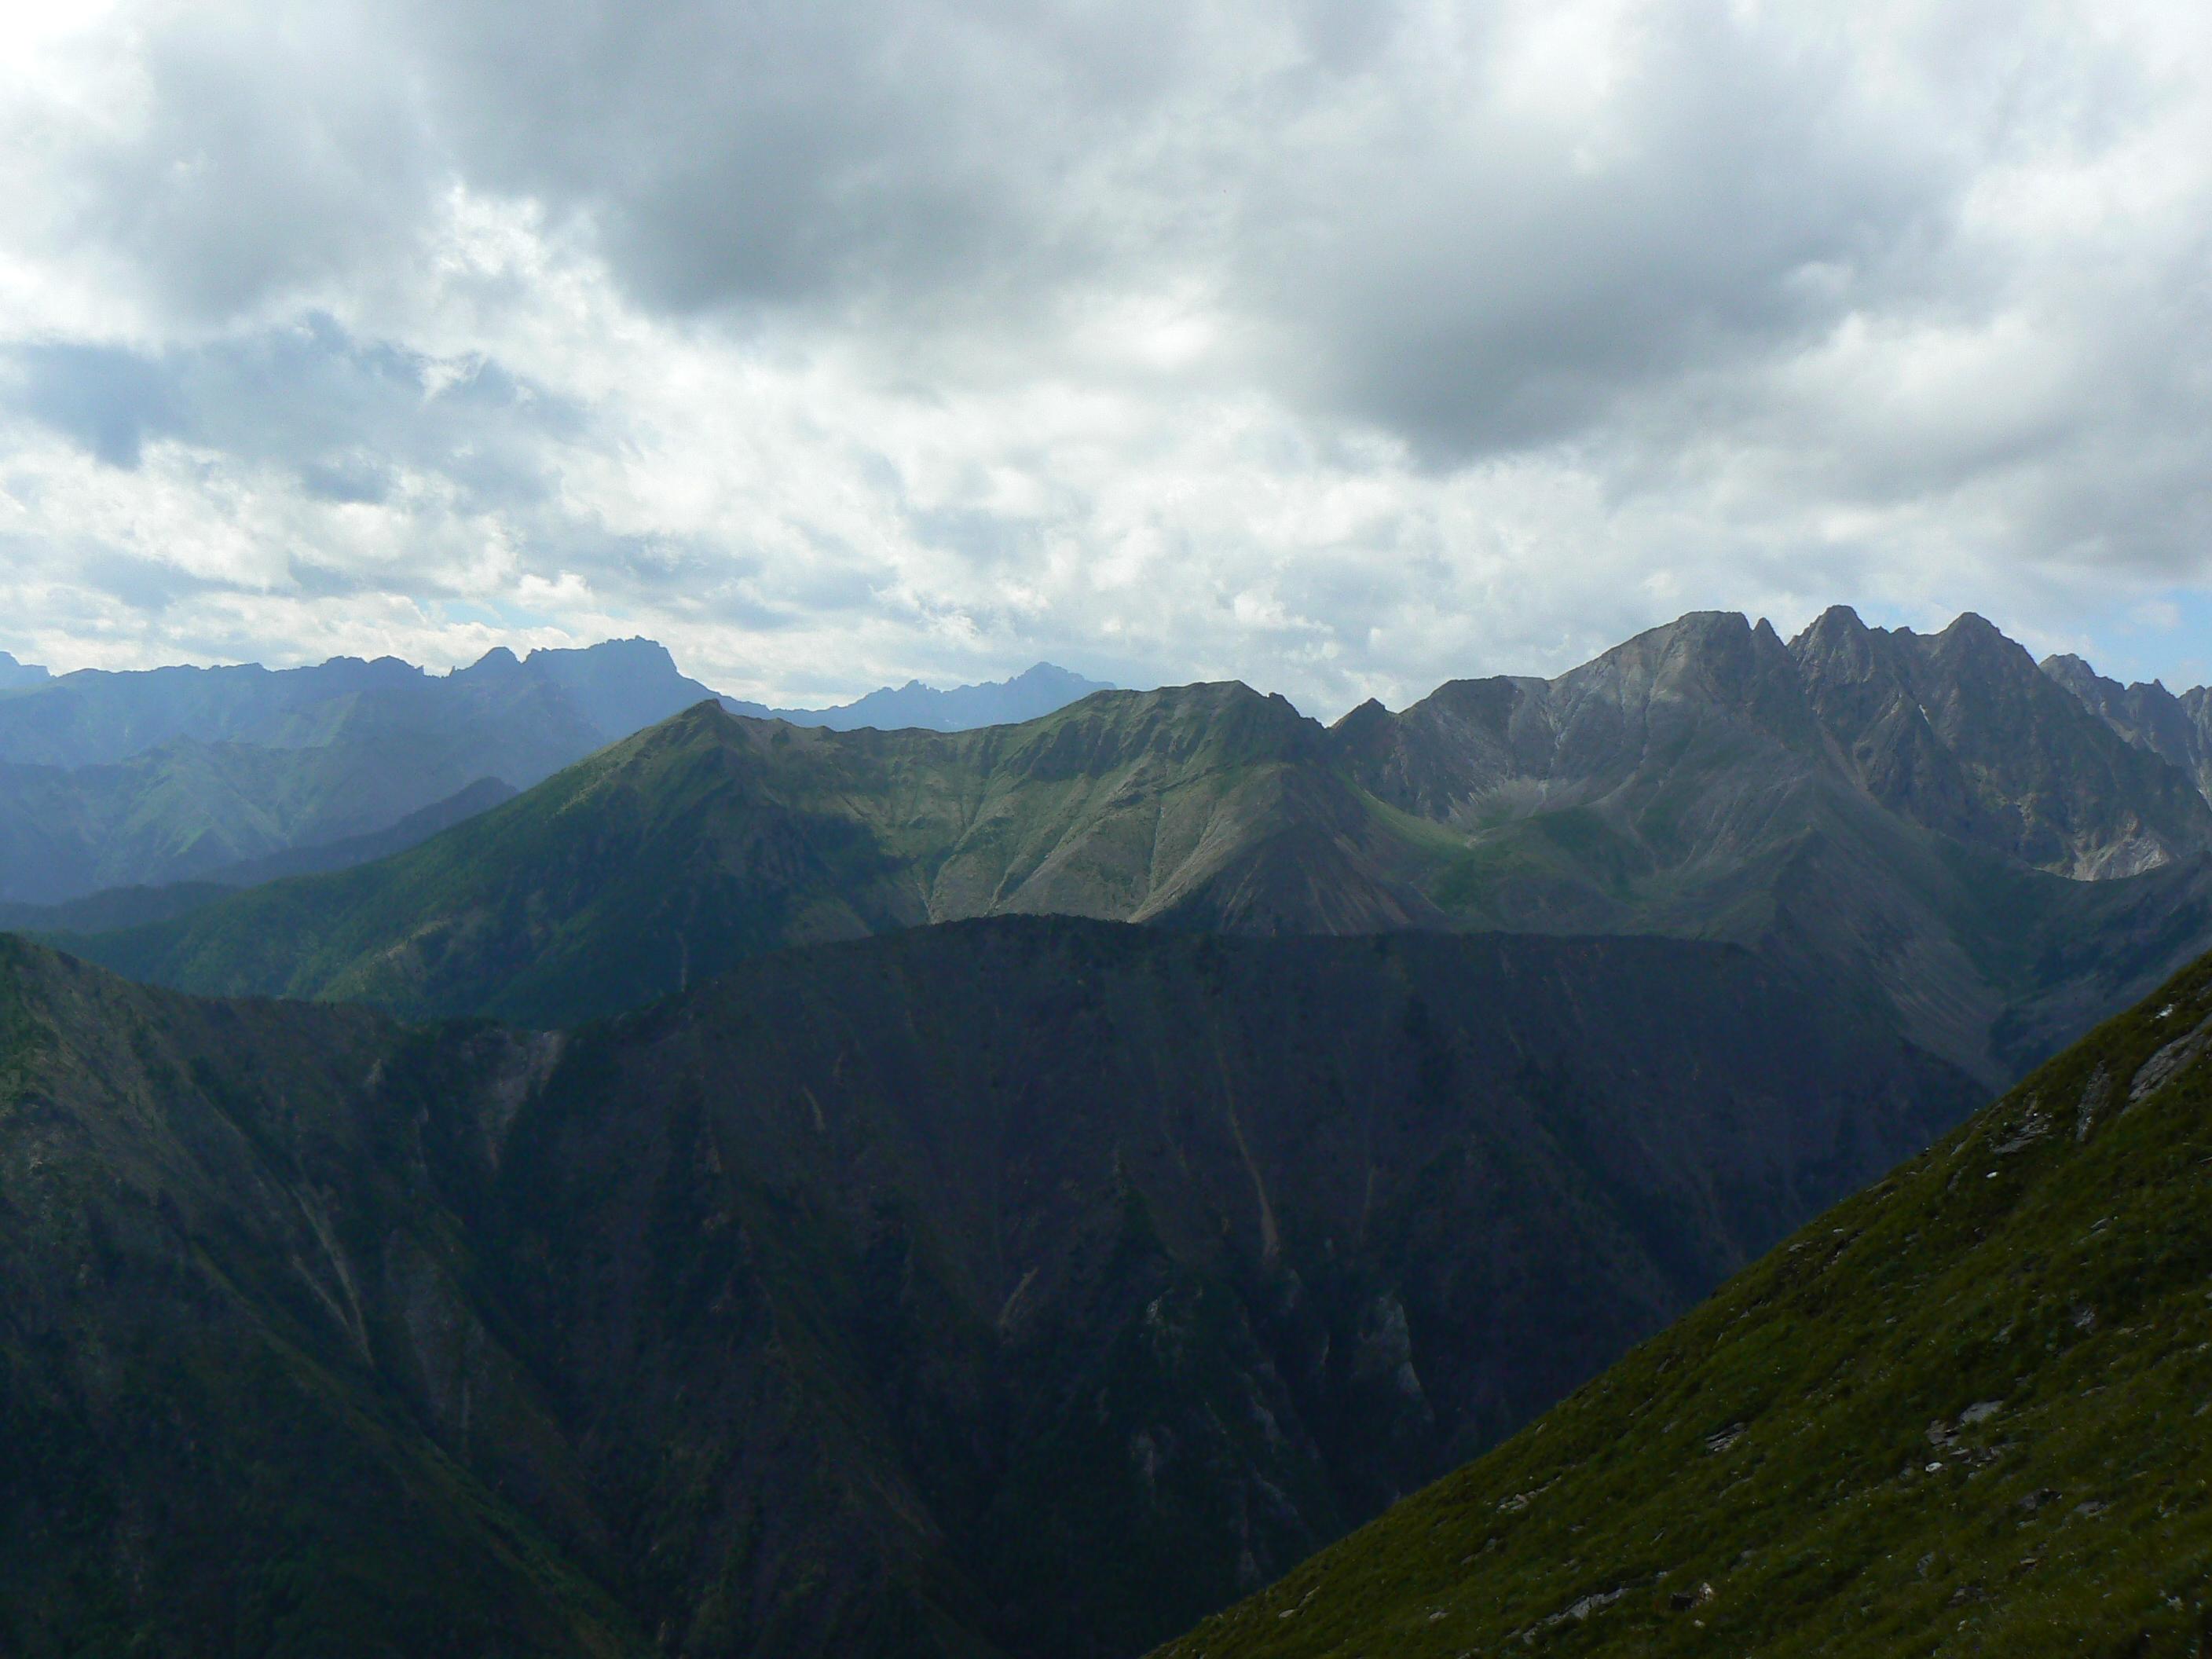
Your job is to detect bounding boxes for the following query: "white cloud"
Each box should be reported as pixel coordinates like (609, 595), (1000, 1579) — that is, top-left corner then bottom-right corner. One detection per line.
(0, 0), (2208, 714)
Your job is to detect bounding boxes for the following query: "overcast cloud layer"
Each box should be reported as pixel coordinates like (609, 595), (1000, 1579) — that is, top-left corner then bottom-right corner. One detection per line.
(1, 0), (2208, 712)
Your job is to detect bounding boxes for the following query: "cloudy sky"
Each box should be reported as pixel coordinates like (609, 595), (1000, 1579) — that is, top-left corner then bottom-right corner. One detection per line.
(0, 0), (2208, 714)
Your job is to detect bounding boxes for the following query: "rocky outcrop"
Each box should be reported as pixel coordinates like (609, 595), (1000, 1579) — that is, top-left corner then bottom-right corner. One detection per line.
(2042, 651), (2212, 810)
(1789, 608), (2212, 879)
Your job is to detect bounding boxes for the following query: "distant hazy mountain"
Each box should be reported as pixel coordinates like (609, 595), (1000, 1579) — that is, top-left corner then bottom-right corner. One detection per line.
(65, 608), (2212, 1090)
(0, 777), (522, 938)
(1162, 926), (2212, 1659)
(0, 644), (1114, 904)
(0, 916), (1975, 1658)
(0, 650), (49, 690)
(0, 640), (709, 903)
(726, 661), (1117, 731)
(0, 636), (714, 771)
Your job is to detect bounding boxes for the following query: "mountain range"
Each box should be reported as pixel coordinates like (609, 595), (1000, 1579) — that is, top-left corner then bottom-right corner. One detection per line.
(0, 916), (1972, 1657)
(722, 661), (1115, 732)
(1163, 885), (2212, 1657)
(15, 602), (2212, 1656)
(59, 606), (2212, 1090)
(0, 646), (1111, 906)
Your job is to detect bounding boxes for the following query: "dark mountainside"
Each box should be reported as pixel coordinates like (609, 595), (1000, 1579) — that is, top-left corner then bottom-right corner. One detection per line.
(0, 650), (50, 689)
(1159, 934), (2212, 1659)
(68, 608), (2212, 1089)
(723, 661), (1117, 731)
(0, 917), (1976, 1659)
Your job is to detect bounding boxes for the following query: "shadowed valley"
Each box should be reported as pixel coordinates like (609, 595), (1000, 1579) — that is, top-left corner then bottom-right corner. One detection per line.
(0, 917), (1972, 1657)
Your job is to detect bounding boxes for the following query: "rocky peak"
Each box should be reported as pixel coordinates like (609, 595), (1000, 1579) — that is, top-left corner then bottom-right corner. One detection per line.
(1789, 603), (1878, 673)
(1789, 613), (2212, 877)
(1918, 613), (2045, 701)
(459, 646), (524, 677)
(1329, 676), (1547, 819)
(2042, 652), (2212, 808)
(1327, 697), (1396, 761)
(2041, 653), (2114, 705)
(1935, 610), (2009, 646)
(1547, 610), (1818, 764)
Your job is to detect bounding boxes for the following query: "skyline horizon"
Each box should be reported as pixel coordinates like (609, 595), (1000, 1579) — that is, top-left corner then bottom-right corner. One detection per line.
(9, 597), (2212, 727)
(4, 4), (2208, 734)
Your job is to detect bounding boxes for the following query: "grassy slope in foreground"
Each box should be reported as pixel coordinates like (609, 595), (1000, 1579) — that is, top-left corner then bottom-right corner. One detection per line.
(1161, 948), (2212, 1658)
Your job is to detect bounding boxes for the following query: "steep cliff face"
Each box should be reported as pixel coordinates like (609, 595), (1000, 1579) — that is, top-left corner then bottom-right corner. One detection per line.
(1787, 609), (2212, 878)
(2043, 650), (2212, 808)
(1339, 607), (2212, 883)
(0, 918), (1979, 1659)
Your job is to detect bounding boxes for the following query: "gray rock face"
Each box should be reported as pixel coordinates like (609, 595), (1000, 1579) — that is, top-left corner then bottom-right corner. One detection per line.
(1323, 608), (2212, 1086)
(1344, 608), (2212, 884)
(1785, 608), (2212, 878)
(2042, 652), (2212, 811)
(2127, 1011), (2212, 1104)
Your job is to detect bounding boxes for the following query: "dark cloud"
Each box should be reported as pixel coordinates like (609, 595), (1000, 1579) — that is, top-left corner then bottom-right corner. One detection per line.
(1246, 10), (1954, 456)
(31, 0), (2192, 468)
(4, 315), (582, 511)
(407, 0), (1203, 317)
(68, 8), (435, 320)
(9, 345), (186, 467)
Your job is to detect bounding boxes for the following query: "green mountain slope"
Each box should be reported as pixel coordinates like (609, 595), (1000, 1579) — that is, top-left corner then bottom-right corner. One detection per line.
(65, 616), (2212, 1093)
(0, 917), (1976, 1658)
(1158, 941), (2212, 1659)
(72, 685), (1433, 1027)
